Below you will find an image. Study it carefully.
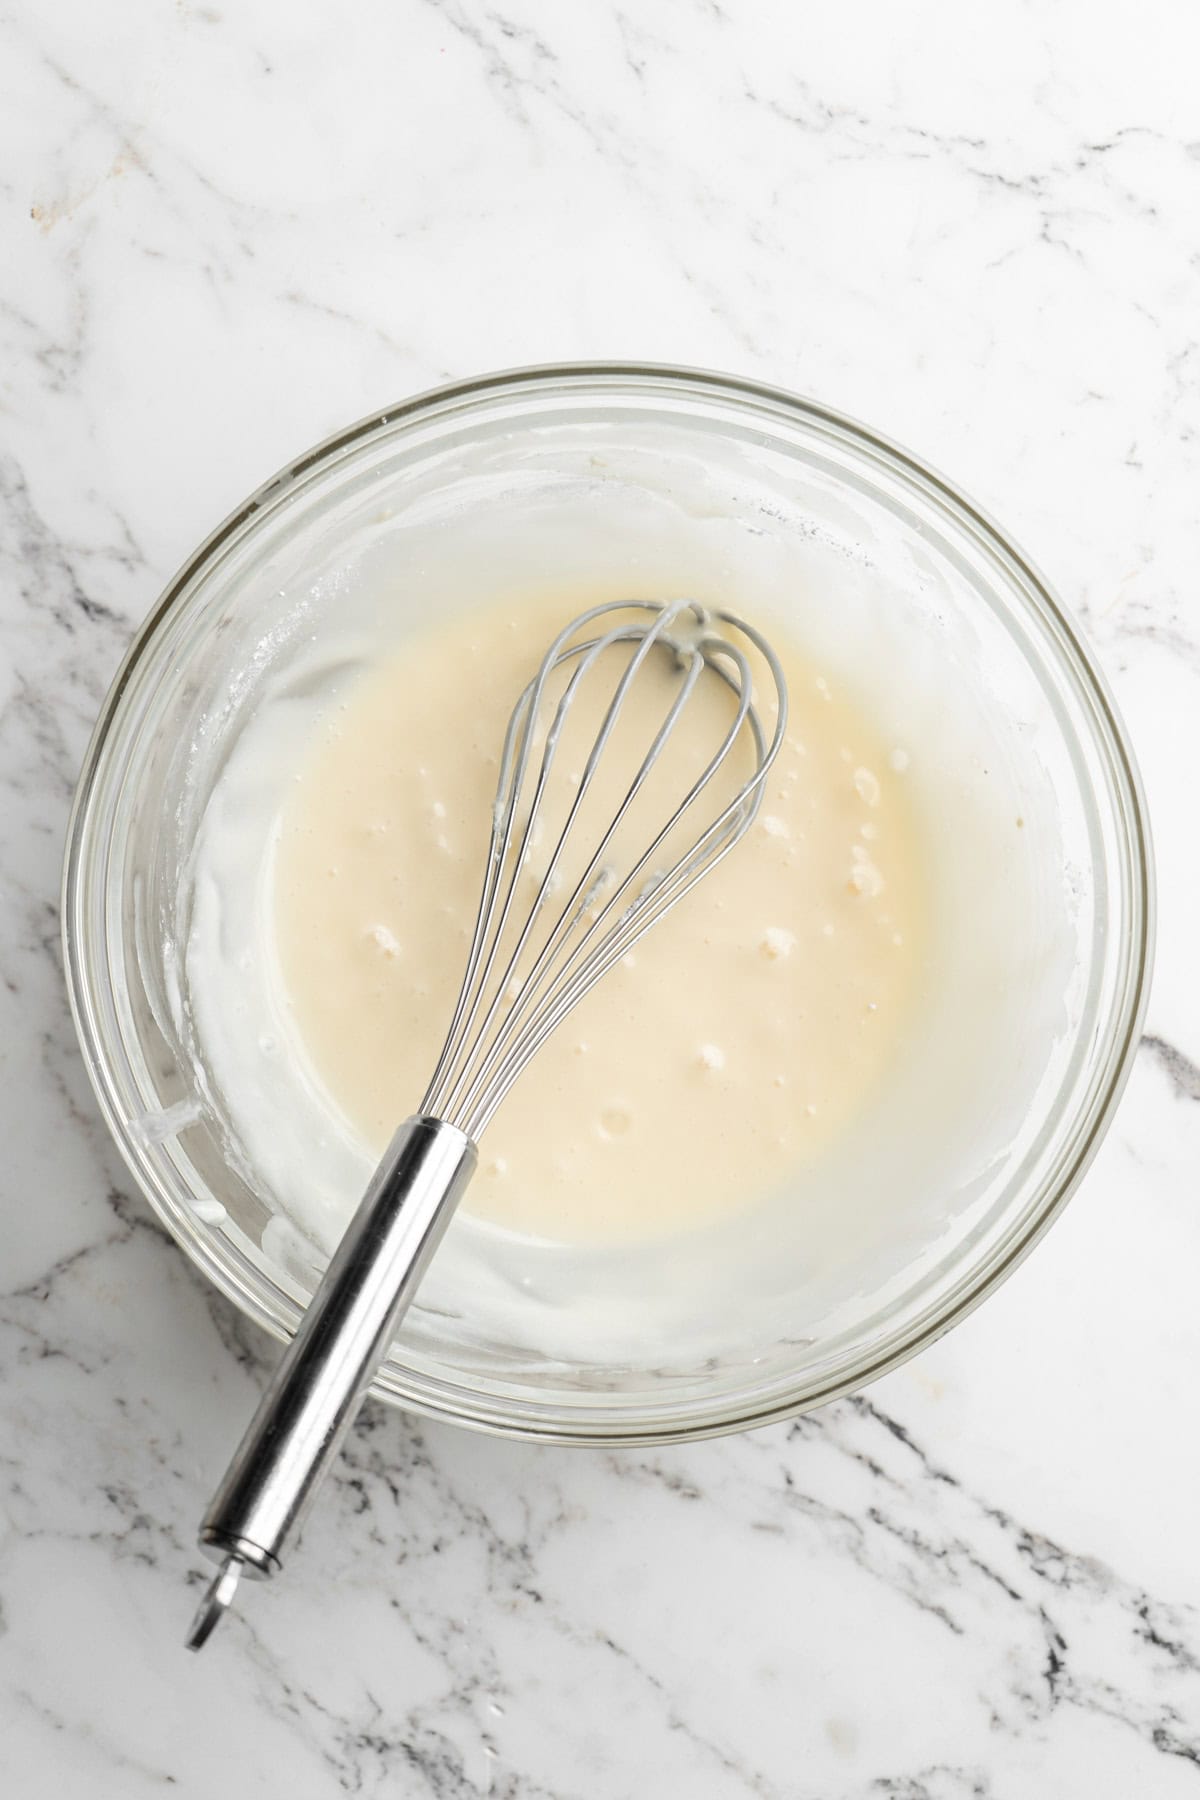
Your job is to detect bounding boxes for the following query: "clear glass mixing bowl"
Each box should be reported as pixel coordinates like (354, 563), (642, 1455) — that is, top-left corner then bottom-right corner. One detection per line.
(62, 364), (1153, 1443)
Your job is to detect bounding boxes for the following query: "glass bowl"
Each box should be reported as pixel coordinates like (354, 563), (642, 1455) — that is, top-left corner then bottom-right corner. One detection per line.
(62, 363), (1153, 1444)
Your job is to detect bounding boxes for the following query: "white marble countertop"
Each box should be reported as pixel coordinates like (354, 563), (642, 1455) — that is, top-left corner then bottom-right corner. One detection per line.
(4, 3), (1199, 1795)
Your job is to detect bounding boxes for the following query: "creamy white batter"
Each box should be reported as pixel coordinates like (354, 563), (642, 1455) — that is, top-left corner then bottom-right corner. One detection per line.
(270, 591), (925, 1245)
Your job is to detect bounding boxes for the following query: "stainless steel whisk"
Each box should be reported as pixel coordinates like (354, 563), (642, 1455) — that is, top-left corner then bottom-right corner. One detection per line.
(186, 598), (787, 1648)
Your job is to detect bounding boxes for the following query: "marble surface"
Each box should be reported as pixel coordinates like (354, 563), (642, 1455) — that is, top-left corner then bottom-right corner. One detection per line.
(3, 2), (1199, 1794)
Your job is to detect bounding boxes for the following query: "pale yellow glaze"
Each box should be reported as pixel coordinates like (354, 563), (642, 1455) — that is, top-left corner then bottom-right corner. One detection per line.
(273, 594), (925, 1244)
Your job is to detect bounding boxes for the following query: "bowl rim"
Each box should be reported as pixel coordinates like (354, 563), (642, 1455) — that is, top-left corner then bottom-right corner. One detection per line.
(62, 359), (1156, 1445)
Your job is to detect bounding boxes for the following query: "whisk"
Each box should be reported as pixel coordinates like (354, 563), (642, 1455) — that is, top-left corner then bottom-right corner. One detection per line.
(186, 598), (787, 1648)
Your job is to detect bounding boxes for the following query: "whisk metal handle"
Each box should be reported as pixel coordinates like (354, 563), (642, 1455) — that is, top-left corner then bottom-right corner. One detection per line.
(185, 1115), (476, 1649)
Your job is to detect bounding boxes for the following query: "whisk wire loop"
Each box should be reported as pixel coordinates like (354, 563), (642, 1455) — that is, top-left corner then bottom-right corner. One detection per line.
(420, 599), (787, 1138)
(427, 601), (694, 1120)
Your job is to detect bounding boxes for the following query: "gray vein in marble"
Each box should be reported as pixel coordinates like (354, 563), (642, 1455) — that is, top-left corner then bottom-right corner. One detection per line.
(1142, 1035), (1200, 1103)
